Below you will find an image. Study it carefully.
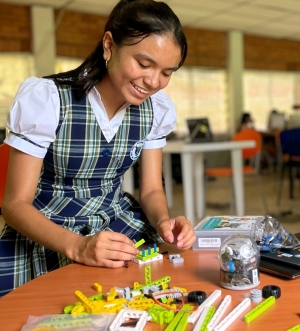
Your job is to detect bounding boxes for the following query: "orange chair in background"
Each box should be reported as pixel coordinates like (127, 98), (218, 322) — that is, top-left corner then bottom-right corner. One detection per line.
(0, 143), (10, 209)
(205, 129), (269, 214)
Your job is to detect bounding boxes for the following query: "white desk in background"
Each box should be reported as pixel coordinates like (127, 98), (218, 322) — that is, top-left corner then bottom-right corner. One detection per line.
(123, 139), (255, 226)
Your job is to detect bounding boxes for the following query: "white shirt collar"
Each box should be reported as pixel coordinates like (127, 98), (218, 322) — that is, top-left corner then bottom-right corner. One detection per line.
(88, 87), (130, 143)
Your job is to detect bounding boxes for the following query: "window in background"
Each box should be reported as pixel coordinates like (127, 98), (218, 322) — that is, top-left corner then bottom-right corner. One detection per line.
(0, 53), (34, 128)
(55, 56), (83, 74)
(0, 55), (82, 135)
(5, 56), (300, 139)
(55, 62), (229, 136)
(164, 67), (228, 136)
(191, 68), (228, 135)
(244, 71), (300, 131)
(163, 68), (192, 135)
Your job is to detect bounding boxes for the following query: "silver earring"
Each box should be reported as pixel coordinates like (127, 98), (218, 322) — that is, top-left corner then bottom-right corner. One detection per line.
(105, 60), (108, 68)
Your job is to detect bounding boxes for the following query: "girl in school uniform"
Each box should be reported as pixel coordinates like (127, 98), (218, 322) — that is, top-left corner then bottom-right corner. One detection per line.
(0, 0), (195, 297)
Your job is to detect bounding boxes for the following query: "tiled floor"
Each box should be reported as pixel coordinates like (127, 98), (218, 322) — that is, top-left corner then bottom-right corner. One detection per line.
(1, 171), (299, 235)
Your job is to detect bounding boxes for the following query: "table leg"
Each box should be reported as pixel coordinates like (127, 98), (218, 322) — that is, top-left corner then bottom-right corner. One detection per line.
(163, 153), (173, 207)
(194, 153), (205, 221)
(231, 149), (245, 216)
(181, 153), (195, 225)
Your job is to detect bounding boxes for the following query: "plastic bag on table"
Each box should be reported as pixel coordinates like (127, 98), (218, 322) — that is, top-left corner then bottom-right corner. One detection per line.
(21, 313), (116, 331)
(250, 215), (300, 251)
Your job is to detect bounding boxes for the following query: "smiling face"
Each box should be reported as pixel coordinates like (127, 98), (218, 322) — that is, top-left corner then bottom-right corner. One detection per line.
(101, 32), (182, 109)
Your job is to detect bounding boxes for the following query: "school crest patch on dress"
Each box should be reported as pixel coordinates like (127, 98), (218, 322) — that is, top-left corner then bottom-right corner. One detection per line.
(130, 140), (145, 160)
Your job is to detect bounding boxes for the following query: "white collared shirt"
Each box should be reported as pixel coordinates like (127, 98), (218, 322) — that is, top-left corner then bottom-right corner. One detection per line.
(5, 77), (176, 158)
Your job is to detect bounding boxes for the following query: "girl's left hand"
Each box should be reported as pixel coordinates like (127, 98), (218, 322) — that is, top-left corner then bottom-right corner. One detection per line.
(156, 216), (196, 249)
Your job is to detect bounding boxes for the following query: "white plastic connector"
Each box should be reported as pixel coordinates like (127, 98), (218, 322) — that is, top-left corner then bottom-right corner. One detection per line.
(171, 257), (184, 264)
(109, 309), (148, 331)
(169, 254), (181, 261)
(132, 253), (163, 264)
(188, 289), (222, 323)
(207, 295), (231, 331)
(214, 298), (251, 331)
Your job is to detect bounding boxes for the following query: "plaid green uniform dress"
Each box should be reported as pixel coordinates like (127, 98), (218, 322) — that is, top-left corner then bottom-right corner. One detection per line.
(0, 83), (163, 297)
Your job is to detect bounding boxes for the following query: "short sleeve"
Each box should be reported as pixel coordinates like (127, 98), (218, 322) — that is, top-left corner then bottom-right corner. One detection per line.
(144, 90), (177, 149)
(4, 77), (60, 158)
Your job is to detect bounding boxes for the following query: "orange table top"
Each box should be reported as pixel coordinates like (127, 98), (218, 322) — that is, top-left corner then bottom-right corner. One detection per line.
(0, 243), (299, 331)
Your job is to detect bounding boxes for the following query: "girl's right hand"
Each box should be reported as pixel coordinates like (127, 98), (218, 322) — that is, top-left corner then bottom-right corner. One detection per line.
(73, 231), (140, 268)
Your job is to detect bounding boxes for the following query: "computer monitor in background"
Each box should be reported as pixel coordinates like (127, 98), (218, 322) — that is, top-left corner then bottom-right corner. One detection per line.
(267, 111), (286, 131)
(186, 118), (213, 143)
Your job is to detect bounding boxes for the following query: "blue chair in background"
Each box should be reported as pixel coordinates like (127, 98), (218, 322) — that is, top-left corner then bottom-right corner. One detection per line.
(277, 128), (300, 205)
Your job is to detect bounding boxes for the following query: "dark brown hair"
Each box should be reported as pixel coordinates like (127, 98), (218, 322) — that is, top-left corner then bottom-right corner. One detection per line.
(44, 0), (187, 99)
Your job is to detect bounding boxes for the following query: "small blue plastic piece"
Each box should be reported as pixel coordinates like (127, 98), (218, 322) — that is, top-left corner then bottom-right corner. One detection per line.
(227, 261), (235, 272)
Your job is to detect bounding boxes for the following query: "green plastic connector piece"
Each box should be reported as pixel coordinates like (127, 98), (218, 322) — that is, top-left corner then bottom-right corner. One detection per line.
(175, 305), (195, 331)
(148, 304), (175, 324)
(131, 275), (171, 292)
(89, 293), (105, 301)
(63, 302), (81, 314)
(38, 317), (93, 328)
(175, 313), (190, 331)
(199, 306), (216, 331)
(63, 293), (104, 314)
(51, 315), (90, 322)
(161, 296), (168, 303)
(244, 296), (275, 323)
(135, 239), (145, 248)
(286, 324), (300, 331)
(161, 309), (183, 331)
(135, 246), (160, 261)
(164, 304), (194, 331)
(145, 265), (151, 284)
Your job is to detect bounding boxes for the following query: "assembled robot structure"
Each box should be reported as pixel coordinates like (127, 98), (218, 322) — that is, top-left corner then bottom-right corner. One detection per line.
(218, 234), (260, 290)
